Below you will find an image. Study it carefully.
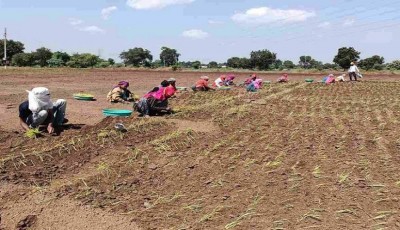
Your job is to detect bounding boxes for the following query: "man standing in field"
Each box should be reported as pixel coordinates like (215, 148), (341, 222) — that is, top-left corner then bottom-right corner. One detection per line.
(348, 62), (360, 81)
(19, 87), (67, 134)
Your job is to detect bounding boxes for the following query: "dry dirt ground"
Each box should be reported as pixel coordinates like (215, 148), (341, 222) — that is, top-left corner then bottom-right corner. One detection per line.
(0, 69), (400, 229)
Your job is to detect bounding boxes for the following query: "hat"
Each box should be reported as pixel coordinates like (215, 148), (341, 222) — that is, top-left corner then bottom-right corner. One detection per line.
(167, 78), (176, 82)
(200, 76), (209, 80)
(350, 62), (354, 65)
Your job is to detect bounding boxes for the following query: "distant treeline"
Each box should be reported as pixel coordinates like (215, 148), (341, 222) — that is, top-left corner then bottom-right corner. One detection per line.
(1, 39), (400, 71)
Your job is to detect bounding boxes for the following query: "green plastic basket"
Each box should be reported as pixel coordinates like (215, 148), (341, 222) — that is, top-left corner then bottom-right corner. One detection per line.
(73, 93), (94, 101)
(263, 81), (271, 84)
(103, 109), (133, 117)
(305, 79), (314, 83)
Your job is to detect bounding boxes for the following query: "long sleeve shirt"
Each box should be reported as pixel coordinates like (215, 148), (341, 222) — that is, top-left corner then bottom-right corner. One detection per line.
(348, 65), (360, 73)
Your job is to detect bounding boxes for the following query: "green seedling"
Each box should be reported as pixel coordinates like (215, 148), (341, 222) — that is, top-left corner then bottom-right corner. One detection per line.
(338, 172), (350, 184)
(199, 206), (223, 223)
(224, 194), (263, 229)
(312, 166), (322, 178)
(373, 211), (396, 220)
(97, 162), (111, 177)
(300, 209), (325, 222)
(25, 128), (40, 139)
(336, 209), (358, 217)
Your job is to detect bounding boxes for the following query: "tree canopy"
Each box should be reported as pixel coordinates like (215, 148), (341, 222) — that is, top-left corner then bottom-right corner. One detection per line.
(333, 47), (360, 70)
(0, 39), (25, 64)
(358, 55), (385, 70)
(120, 47), (153, 67)
(160, 47), (180, 67)
(250, 49), (276, 70)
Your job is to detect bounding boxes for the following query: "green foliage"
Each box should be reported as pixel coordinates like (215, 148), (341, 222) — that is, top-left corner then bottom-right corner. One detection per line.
(47, 58), (64, 67)
(270, 59), (283, 70)
(151, 60), (163, 68)
(283, 60), (295, 69)
(12, 53), (35, 66)
(25, 128), (40, 139)
(192, 61), (201, 69)
(66, 53), (100, 68)
(227, 57), (240, 68)
(323, 63), (339, 70)
(387, 60), (400, 70)
(227, 57), (251, 69)
(299, 56), (322, 69)
(178, 61), (192, 68)
(333, 47), (360, 70)
(359, 55), (385, 70)
(172, 64), (181, 71)
(0, 39), (25, 64)
(52, 51), (71, 64)
(250, 49), (276, 70)
(120, 47), (153, 67)
(108, 58), (115, 65)
(33, 47), (53, 67)
(160, 47), (180, 67)
(239, 58), (252, 69)
(208, 61), (219, 69)
(96, 61), (111, 68)
(113, 63), (125, 68)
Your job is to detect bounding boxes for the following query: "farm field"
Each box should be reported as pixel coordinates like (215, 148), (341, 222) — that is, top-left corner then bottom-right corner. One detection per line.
(1, 69), (400, 229)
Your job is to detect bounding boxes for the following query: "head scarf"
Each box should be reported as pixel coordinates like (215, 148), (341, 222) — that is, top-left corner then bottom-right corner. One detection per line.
(226, 74), (235, 81)
(117, 81), (129, 88)
(200, 76), (209, 80)
(254, 79), (263, 89)
(220, 75), (226, 80)
(167, 78), (176, 82)
(160, 80), (170, 87)
(26, 87), (53, 112)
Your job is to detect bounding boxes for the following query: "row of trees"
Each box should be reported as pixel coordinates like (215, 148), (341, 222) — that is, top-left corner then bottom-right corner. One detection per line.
(1, 39), (400, 71)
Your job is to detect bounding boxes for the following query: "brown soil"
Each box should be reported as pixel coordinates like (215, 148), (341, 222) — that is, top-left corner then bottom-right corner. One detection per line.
(1, 69), (400, 229)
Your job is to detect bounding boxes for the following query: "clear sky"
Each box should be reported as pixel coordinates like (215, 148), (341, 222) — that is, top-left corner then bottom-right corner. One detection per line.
(0, 0), (399, 63)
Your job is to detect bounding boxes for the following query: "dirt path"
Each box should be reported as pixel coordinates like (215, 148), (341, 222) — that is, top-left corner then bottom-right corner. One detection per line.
(0, 183), (140, 230)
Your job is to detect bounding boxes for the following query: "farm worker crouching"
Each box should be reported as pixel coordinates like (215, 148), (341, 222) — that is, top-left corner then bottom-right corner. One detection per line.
(325, 74), (336, 84)
(135, 80), (172, 117)
(244, 74), (257, 86)
(246, 79), (263, 92)
(192, 76), (213, 91)
(19, 87), (67, 134)
(336, 74), (346, 82)
(224, 74), (235, 86)
(348, 62), (360, 81)
(277, 73), (289, 83)
(165, 78), (177, 98)
(213, 75), (226, 88)
(107, 81), (135, 104)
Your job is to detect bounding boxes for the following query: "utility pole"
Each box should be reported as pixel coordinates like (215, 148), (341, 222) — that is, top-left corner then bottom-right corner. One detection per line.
(3, 28), (6, 69)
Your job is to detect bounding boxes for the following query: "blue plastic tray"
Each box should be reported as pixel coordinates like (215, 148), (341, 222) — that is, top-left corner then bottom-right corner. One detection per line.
(103, 109), (133, 117)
